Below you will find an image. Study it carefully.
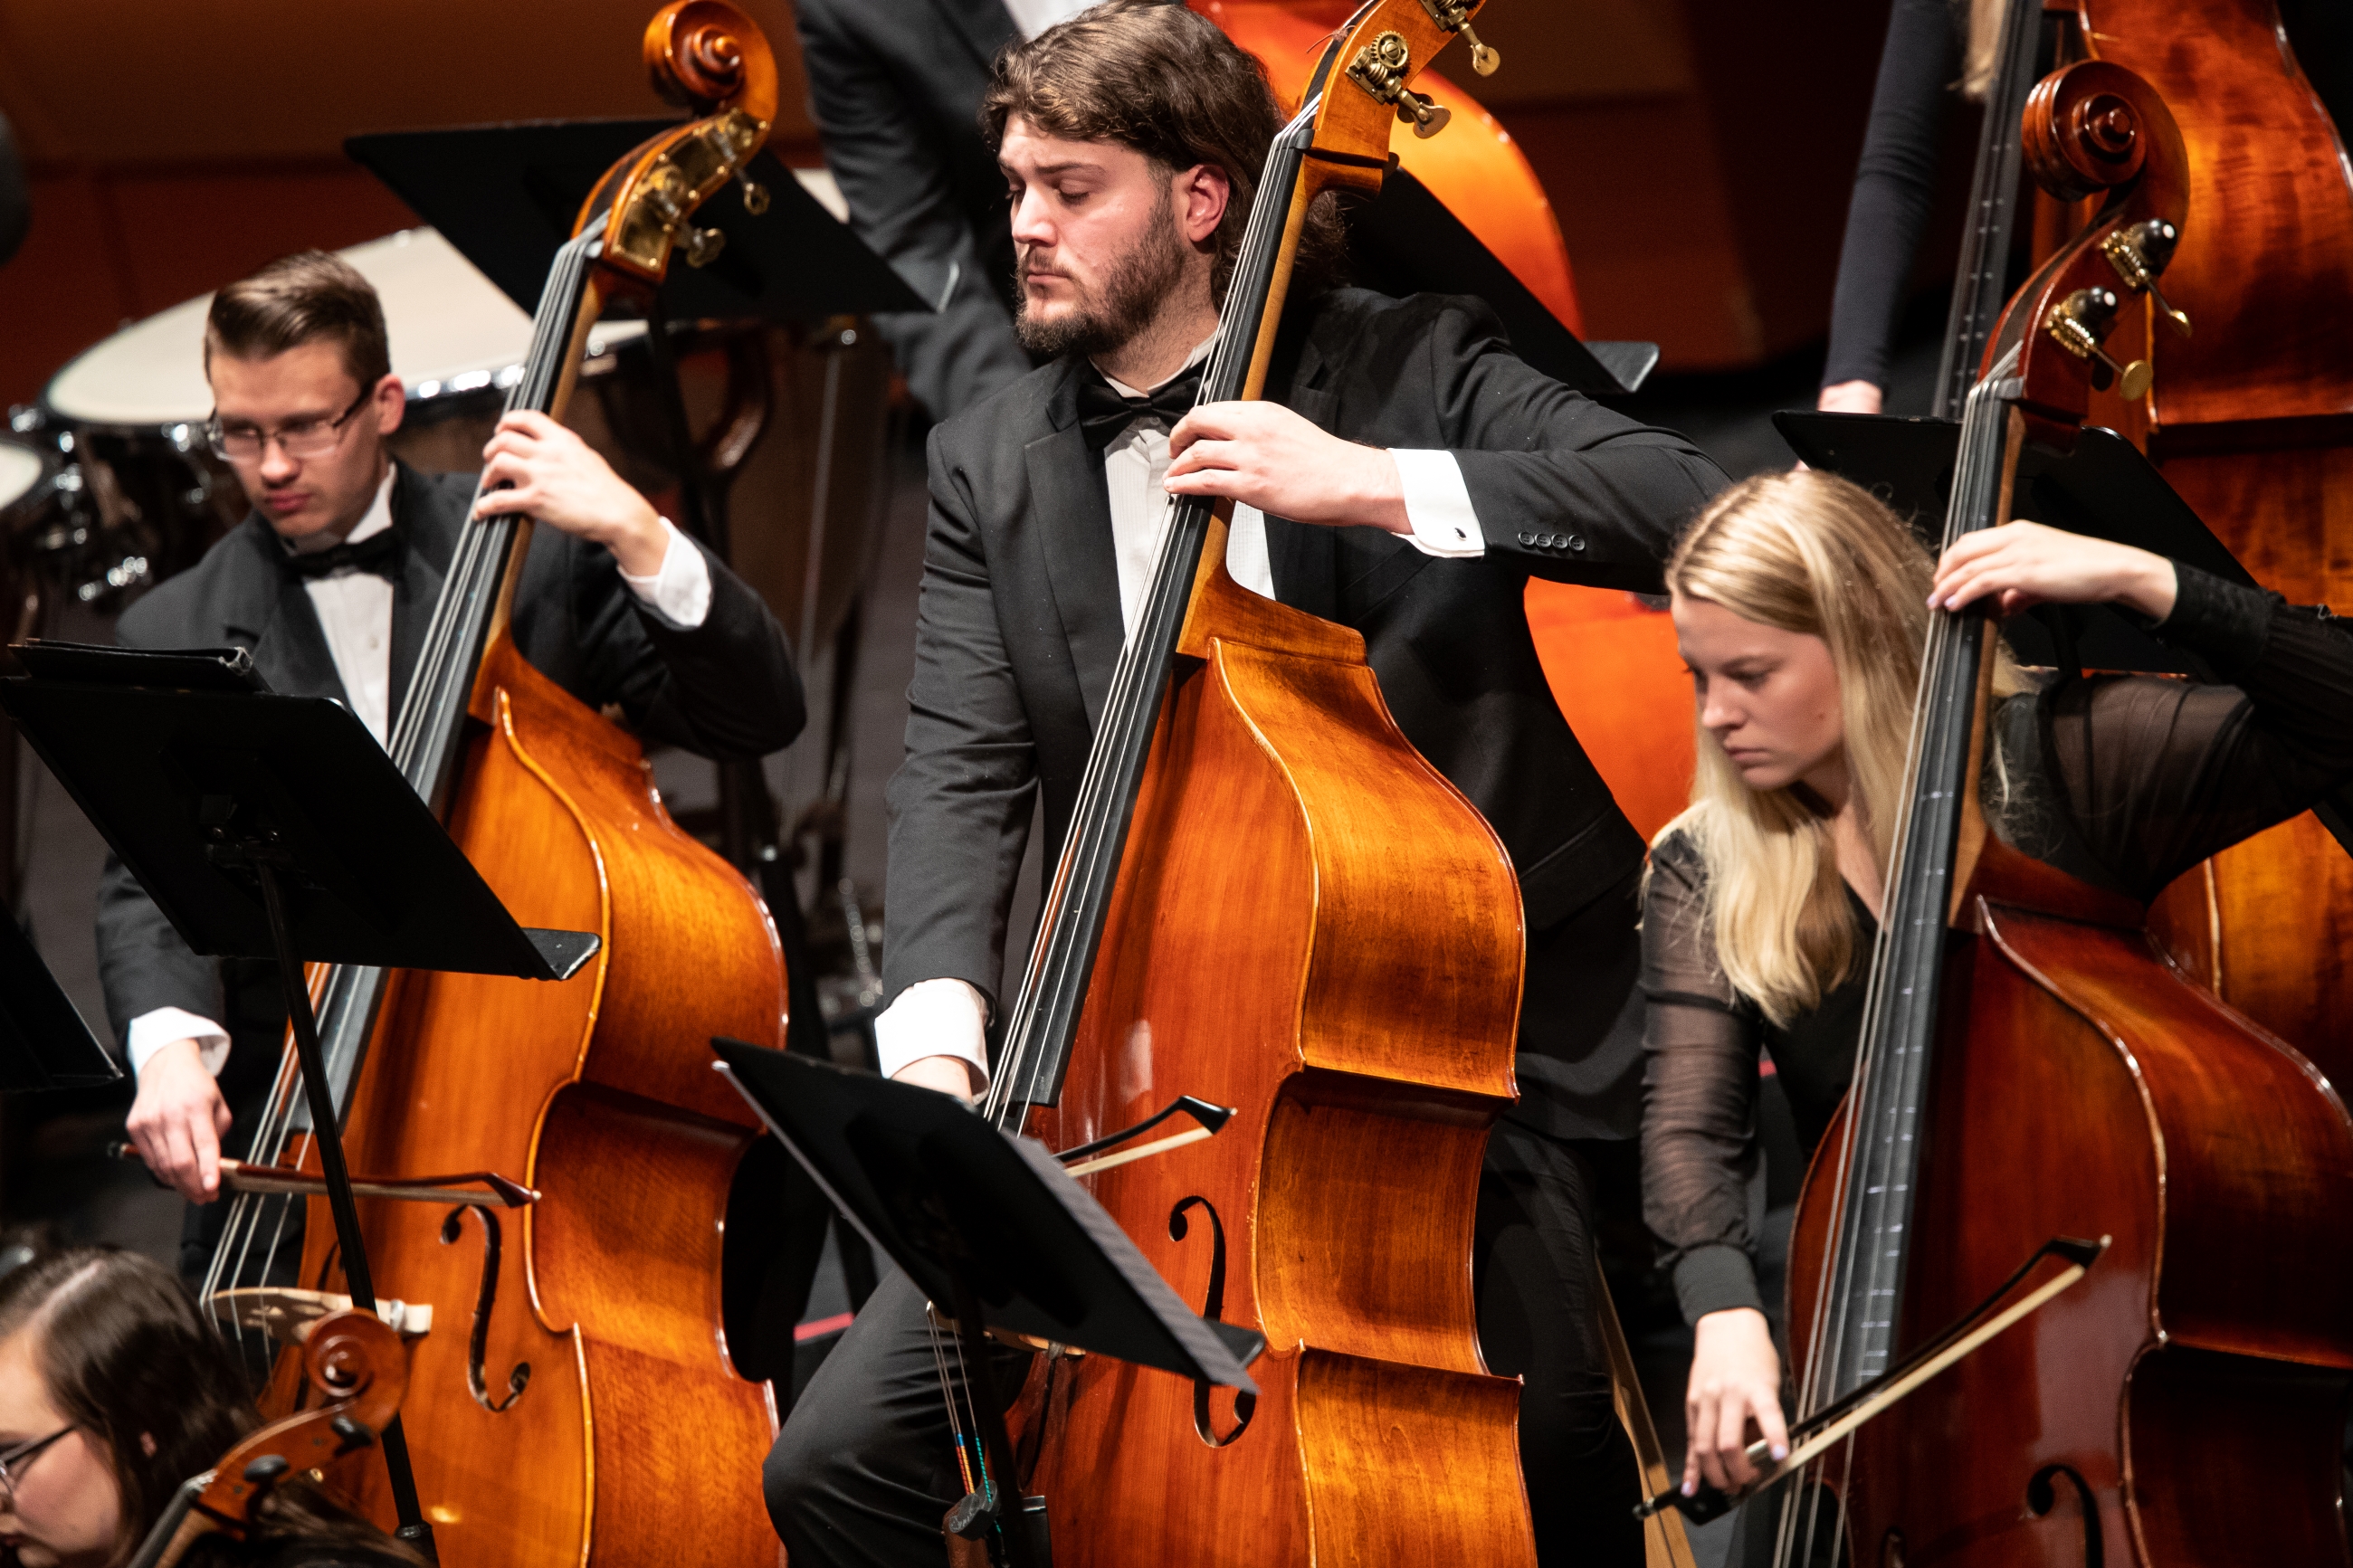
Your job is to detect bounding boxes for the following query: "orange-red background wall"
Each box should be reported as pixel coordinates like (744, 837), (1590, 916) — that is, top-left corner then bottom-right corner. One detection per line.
(0, 0), (1897, 410)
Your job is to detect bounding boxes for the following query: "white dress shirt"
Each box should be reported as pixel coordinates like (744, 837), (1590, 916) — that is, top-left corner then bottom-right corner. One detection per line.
(873, 340), (1487, 1088)
(127, 474), (716, 1079)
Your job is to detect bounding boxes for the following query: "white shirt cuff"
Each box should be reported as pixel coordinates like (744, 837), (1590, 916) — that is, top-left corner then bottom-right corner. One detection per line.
(127, 1007), (232, 1079)
(872, 977), (992, 1088)
(1391, 449), (1484, 557)
(619, 518), (714, 629)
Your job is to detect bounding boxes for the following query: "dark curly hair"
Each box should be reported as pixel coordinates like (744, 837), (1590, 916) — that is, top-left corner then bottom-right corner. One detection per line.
(0, 1249), (419, 1567)
(980, 0), (1348, 306)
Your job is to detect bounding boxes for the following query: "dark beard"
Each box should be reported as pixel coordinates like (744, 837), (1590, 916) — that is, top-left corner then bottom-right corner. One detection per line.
(1014, 201), (1194, 360)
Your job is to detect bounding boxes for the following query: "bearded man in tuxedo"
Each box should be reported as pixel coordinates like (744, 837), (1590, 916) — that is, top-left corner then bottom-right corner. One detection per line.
(767, 5), (1726, 1563)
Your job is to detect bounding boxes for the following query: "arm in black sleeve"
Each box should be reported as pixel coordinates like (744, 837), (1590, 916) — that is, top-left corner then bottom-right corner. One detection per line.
(96, 604), (222, 1057)
(571, 535), (805, 761)
(795, 0), (1031, 422)
(1822, 0), (1960, 391)
(2031, 565), (2353, 895)
(1425, 296), (1728, 591)
(877, 426), (1039, 1009)
(1640, 833), (1772, 1325)
(95, 853), (220, 1060)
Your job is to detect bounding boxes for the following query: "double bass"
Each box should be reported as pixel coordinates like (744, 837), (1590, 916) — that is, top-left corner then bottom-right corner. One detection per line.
(972, 0), (1538, 1561)
(1780, 59), (2353, 1566)
(2049, 0), (2353, 1093)
(204, 6), (793, 1562)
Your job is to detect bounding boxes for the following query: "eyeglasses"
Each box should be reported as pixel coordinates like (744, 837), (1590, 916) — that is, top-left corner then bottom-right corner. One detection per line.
(205, 385), (375, 463)
(0, 1426), (72, 1506)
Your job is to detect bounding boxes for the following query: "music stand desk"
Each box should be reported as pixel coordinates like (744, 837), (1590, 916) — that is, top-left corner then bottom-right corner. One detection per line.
(0, 915), (119, 1093)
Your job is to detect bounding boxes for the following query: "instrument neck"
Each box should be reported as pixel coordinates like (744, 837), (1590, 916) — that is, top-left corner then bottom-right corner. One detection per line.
(386, 233), (601, 815)
(982, 102), (1321, 1128)
(1813, 347), (2023, 1403)
(1930, 0), (2045, 419)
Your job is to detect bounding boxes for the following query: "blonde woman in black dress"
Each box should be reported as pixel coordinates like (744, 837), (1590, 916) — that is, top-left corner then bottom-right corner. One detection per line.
(1636, 470), (2353, 1518)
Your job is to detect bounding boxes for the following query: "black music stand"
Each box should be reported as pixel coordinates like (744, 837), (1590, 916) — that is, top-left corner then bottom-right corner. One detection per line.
(0, 641), (603, 1563)
(0, 914), (119, 1093)
(1775, 411), (2255, 676)
(712, 1042), (1261, 1568)
(345, 120), (929, 324)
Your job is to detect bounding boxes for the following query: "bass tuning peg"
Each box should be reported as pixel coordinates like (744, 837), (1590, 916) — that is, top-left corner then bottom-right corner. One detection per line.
(1461, 24), (1499, 75)
(2100, 220), (2191, 338)
(2046, 286), (2153, 400)
(1396, 89), (1452, 138)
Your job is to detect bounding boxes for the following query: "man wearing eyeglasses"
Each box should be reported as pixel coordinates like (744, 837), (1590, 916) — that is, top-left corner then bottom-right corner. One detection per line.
(95, 250), (803, 1269)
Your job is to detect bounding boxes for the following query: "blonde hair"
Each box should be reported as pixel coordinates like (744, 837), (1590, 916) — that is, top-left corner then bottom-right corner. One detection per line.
(1655, 470), (1943, 1023)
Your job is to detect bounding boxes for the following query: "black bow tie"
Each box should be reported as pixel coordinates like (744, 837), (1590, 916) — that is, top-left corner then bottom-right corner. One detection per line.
(281, 527), (403, 582)
(1075, 364), (1205, 454)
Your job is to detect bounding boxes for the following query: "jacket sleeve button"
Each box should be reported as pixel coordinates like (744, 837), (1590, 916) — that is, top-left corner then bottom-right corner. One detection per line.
(1568, 534), (1586, 551)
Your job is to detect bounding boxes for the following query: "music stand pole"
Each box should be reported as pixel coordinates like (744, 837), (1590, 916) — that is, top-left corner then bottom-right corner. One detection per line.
(232, 844), (435, 1563)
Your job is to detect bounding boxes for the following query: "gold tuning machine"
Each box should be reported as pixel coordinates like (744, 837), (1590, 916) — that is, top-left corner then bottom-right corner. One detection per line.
(684, 225), (727, 268)
(1417, 0), (1500, 75)
(1397, 89), (1452, 138)
(2100, 219), (2191, 337)
(1462, 24), (1499, 75)
(2045, 286), (2153, 400)
(738, 171), (771, 216)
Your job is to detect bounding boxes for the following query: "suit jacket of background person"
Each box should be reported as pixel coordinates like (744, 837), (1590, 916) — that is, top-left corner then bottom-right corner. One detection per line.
(793, 0), (1034, 422)
(94, 460), (805, 1067)
(883, 287), (1728, 1134)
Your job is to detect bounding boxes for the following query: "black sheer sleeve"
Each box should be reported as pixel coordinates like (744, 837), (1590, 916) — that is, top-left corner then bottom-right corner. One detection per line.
(1822, 0), (1960, 391)
(1996, 566), (2353, 898)
(1639, 832), (1771, 1324)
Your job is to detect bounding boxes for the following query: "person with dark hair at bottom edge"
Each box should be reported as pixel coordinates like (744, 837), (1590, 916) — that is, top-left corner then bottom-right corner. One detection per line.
(96, 250), (804, 1278)
(0, 1247), (420, 1568)
(760, 5), (1727, 1565)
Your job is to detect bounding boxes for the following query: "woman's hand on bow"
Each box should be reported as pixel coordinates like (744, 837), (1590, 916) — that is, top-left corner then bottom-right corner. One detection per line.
(1684, 1307), (1789, 1497)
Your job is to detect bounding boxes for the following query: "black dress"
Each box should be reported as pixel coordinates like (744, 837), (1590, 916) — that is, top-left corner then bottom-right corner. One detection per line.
(1639, 565), (2353, 1324)
(1822, 0), (1967, 393)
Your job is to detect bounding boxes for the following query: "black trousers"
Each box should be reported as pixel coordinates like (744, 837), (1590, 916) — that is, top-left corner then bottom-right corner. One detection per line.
(764, 1119), (1642, 1566)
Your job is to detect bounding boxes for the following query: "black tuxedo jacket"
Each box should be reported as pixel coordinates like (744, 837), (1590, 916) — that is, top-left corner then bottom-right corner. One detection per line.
(95, 460), (803, 1068)
(884, 288), (1726, 1136)
(793, 0), (1034, 421)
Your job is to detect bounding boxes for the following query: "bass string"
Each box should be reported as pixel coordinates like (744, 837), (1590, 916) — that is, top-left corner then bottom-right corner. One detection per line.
(200, 235), (601, 1332)
(984, 103), (1319, 1129)
(1777, 345), (2021, 1568)
(986, 116), (1308, 1124)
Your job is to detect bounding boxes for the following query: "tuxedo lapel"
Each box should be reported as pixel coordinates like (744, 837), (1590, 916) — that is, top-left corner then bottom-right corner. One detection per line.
(1024, 366), (1124, 730)
(386, 462), (459, 727)
(932, 0), (1019, 75)
(215, 522), (347, 706)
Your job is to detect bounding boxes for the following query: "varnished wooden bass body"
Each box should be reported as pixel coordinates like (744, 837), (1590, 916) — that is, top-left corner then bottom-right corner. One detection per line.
(299, 636), (786, 1565)
(1789, 842), (2353, 1565)
(1018, 560), (1534, 1565)
(2054, 0), (2353, 1084)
